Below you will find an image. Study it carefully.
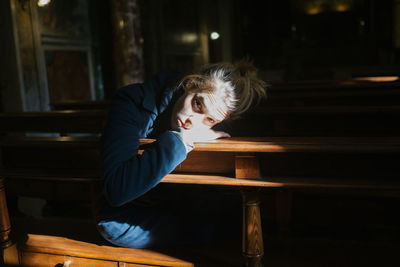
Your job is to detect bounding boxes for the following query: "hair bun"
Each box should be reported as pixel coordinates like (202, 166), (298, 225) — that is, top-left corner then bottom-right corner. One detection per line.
(230, 59), (267, 118)
(233, 59), (258, 78)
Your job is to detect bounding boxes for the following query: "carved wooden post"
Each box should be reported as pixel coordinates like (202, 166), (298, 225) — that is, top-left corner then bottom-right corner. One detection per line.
(109, 0), (144, 90)
(0, 177), (11, 250)
(236, 154), (264, 267)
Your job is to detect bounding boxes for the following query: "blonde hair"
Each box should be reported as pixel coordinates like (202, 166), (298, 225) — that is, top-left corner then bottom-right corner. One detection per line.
(178, 59), (267, 120)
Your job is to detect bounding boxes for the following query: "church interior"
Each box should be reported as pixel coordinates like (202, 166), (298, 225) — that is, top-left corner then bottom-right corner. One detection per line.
(1, 0), (400, 266)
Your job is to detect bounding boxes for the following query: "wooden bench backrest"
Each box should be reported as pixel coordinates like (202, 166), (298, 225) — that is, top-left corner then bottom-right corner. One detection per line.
(267, 79), (400, 106)
(2, 105), (400, 137)
(226, 105), (400, 137)
(0, 111), (106, 134)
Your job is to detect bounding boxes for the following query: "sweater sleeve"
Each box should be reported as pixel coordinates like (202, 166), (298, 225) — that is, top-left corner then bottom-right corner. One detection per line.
(101, 78), (187, 207)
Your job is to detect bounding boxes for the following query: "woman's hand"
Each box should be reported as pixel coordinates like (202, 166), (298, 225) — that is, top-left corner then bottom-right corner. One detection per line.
(173, 127), (230, 153)
(181, 127), (230, 143)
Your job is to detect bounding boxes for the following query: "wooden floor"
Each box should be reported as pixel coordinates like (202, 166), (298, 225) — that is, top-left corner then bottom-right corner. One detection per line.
(8, 214), (400, 267)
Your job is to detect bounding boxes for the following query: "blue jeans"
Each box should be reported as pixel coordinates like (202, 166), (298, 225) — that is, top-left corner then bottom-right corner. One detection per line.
(96, 187), (241, 248)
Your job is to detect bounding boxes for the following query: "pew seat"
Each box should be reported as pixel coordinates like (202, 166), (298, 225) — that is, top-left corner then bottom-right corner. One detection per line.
(4, 234), (195, 266)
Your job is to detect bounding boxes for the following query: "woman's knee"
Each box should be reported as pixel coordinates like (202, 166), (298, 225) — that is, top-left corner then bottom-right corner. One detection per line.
(97, 220), (152, 248)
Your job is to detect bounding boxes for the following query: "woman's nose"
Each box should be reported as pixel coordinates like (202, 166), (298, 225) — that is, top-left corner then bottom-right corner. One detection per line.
(184, 113), (205, 130)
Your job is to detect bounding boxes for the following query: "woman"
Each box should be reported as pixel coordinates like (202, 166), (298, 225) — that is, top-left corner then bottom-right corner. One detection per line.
(96, 60), (267, 248)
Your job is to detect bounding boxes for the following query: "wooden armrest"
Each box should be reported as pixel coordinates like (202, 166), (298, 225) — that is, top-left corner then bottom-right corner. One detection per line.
(143, 137), (400, 153)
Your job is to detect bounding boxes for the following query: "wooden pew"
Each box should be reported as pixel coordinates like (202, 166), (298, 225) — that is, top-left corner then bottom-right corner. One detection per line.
(5, 233), (195, 266)
(2, 136), (400, 265)
(0, 110), (107, 134)
(0, 111), (266, 266)
(1, 112), (400, 266)
(265, 78), (400, 107)
(3, 103), (400, 137)
(0, 111), (193, 266)
(224, 105), (400, 137)
(41, 79), (400, 262)
(2, 136), (400, 266)
(48, 79), (400, 110)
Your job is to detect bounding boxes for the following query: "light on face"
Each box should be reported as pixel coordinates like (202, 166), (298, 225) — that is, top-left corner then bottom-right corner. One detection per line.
(37, 0), (51, 7)
(210, 32), (220, 40)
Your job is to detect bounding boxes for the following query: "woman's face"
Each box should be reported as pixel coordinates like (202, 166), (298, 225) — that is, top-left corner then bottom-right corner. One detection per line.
(171, 88), (229, 132)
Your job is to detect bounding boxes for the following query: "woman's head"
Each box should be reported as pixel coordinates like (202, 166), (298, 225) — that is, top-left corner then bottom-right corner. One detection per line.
(170, 60), (267, 132)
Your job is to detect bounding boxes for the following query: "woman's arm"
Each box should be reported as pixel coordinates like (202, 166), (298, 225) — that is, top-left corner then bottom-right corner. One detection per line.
(101, 73), (187, 207)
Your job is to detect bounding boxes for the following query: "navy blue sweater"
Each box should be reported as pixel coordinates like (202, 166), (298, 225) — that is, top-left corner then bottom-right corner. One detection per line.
(101, 71), (186, 207)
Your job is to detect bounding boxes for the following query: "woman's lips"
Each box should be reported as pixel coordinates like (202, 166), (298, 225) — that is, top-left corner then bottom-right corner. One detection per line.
(178, 119), (188, 129)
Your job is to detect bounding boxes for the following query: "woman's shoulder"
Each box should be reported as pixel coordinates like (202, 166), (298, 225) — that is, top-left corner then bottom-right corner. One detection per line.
(116, 70), (181, 96)
(147, 70), (182, 90)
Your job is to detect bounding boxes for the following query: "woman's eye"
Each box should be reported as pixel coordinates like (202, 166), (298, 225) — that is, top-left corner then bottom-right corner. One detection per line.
(193, 98), (202, 111)
(207, 117), (214, 124)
